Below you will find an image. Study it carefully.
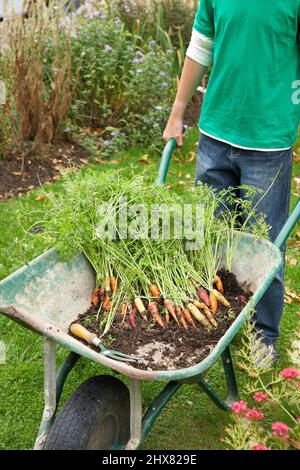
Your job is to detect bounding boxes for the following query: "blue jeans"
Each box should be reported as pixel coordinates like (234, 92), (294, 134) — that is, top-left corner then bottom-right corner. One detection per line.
(195, 133), (293, 344)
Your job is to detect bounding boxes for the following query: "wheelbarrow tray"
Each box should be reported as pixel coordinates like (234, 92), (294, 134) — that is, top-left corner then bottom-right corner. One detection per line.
(0, 231), (282, 382)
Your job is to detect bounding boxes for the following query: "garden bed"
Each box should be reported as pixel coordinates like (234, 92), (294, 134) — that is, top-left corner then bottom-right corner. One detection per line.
(71, 269), (251, 371)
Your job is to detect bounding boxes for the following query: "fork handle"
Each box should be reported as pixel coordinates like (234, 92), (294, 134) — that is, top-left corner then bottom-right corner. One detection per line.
(70, 323), (100, 347)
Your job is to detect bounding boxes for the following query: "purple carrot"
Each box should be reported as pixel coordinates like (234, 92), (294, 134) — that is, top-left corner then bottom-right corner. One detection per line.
(128, 306), (137, 329)
(197, 287), (210, 307)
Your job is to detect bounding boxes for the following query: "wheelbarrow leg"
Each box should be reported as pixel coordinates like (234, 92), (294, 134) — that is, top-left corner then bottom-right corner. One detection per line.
(34, 337), (56, 450)
(198, 346), (238, 411)
(126, 378), (143, 450)
(34, 337), (81, 450)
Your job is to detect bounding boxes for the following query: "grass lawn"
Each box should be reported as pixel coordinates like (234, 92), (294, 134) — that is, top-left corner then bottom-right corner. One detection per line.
(0, 127), (299, 450)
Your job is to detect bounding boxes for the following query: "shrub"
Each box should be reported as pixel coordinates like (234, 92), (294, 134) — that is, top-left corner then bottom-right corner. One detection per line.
(70, 12), (177, 152)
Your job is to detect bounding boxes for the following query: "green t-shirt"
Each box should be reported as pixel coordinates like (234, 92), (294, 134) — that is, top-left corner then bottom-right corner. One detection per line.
(194, 0), (300, 149)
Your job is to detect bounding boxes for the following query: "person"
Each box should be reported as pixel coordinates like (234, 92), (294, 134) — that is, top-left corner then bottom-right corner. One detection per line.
(163, 0), (300, 366)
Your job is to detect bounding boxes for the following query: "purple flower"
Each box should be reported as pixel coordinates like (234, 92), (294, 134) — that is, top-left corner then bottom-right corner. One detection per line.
(153, 123), (160, 128)
(132, 58), (140, 64)
(135, 50), (143, 57)
(104, 44), (112, 52)
(161, 82), (168, 88)
(139, 57), (145, 63)
(144, 118), (151, 124)
(159, 71), (169, 78)
(148, 40), (156, 46)
(136, 69), (143, 74)
(103, 140), (111, 146)
(110, 131), (118, 136)
(154, 105), (162, 111)
(127, 46), (134, 51)
(148, 51), (155, 56)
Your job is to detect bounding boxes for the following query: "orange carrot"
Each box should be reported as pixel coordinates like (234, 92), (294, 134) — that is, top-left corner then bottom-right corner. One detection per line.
(149, 284), (161, 301)
(212, 289), (231, 308)
(197, 287), (210, 307)
(176, 306), (188, 330)
(148, 302), (165, 328)
(110, 276), (118, 293)
(209, 293), (218, 315)
(164, 299), (180, 326)
(183, 308), (197, 329)
(194, 301), (217, 327)
(103, 299), (113, 311)
(92, 288), (99, 306)
(214, 275), (224, 294)
(165, 309), (170, 323)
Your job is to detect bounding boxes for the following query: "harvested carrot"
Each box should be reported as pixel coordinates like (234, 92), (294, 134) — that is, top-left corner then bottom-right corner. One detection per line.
(120, 303), (128, 317)
(97, 287), (105, 303)
(128, 306), (137, 329)
(103, 299), (113, 311)
(110, 276), (118, 293)
(209, 293), (218, 315)
(187, 303), (211, 329)
(214, 275), (224, 294)
(149, 284), (161, 301)
(104, 276), (111, 296)
(92, 287), (99, 306)
(165, 309), (170, 323)
(148, 302), (165, 328)
(212, 289), (231, 308)
(197, 287), (210, 307)
(194, 301), (217, 327)
(164, 299), (180, 326)
(176, 305), (188, 330)
(134, 297), (148, 320)
(183, 307), (197, 329)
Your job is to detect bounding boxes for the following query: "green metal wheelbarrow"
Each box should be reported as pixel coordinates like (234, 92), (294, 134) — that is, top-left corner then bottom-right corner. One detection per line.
(0, 137), (299, 450)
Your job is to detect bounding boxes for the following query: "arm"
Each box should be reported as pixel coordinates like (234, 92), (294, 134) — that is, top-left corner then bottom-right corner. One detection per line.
(163, 57), (208, 146)
(163, 0), (215, 146)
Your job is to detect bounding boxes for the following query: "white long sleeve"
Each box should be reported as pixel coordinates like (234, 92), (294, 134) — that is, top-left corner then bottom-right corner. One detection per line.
(186, 28), (214, 67)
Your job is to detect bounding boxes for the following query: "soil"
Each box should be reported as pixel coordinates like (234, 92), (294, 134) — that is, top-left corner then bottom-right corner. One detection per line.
(72, 270), (251, 371)
(0, 140), (90, 201)
(0, 93), (203, 201)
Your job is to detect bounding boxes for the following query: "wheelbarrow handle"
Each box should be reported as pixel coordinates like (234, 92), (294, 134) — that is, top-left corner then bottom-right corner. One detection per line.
(156, 126), (186, 185)
(274, 198), (300, 250)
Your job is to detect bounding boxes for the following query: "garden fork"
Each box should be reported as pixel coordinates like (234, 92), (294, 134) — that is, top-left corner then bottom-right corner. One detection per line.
(69, 323), (139, 363)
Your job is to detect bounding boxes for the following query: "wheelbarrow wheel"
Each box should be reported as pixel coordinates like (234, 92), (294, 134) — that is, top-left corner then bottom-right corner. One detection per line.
(44, 375), (130, 450)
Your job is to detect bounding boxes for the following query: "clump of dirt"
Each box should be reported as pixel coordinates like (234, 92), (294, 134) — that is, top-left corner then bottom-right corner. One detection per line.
(71, 270), (251, 371)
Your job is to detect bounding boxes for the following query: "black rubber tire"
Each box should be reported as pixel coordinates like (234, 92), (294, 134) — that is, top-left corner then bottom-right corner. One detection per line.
(44, 375), (130, 450)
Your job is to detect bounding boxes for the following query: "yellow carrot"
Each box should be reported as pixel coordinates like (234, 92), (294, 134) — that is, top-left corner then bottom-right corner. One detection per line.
(134, 297), (148, 320)
(194, 301), (217, 327)
(212, 289), (231, 308)
(187, 303), (211, 329)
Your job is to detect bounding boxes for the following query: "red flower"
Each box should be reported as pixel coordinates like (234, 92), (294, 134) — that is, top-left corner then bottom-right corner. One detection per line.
(253, 392), (268, 403)
(280, 368), (299, 381)
(271, 422), (289, 439)
(245, 407), (264, 421)
(251, 444), (270, 451)
(232, 400), (248, 415)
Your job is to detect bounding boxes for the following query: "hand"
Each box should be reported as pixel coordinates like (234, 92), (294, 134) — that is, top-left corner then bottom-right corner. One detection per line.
(163, 116), (185, 147)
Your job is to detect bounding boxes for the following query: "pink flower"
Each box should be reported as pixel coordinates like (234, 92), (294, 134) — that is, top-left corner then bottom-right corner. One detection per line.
(251, 444), (270, 451)
(245, 407), (265, 421)
(272, 422), (289, 439)
(253, 392), (268, 403)
(232, 400), (248, 415)
(280, 368), (299, 381)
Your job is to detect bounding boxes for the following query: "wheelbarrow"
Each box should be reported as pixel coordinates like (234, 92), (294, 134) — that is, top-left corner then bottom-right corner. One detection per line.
(0, 137), (299, 450)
